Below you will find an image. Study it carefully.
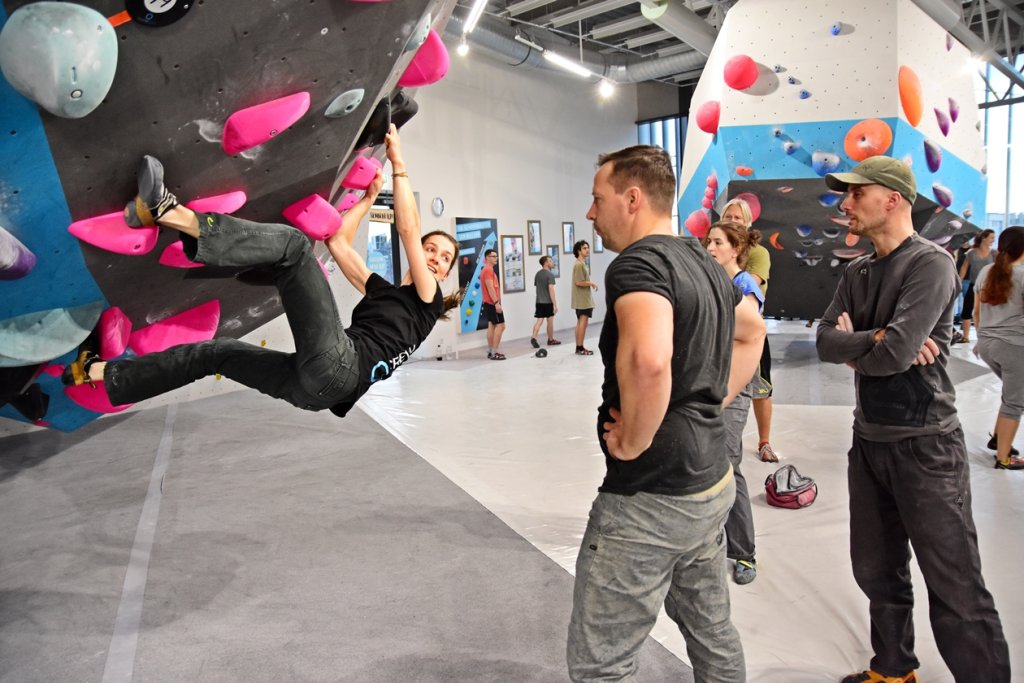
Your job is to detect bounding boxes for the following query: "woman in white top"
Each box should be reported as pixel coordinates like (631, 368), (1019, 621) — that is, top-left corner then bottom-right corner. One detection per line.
(974, 226), (1024, 469)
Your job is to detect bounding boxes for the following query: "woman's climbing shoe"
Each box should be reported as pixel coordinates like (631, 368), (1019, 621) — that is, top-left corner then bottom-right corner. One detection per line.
(61, 350), (101, 388)
(124, 155), (178, 227)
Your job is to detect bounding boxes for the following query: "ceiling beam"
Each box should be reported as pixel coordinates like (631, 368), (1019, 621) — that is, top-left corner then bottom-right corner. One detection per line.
(625, 29), (674, 49)
(537, 0), (634, 28)
(504, 0), (553, 18)
(590, 14), (649, 39)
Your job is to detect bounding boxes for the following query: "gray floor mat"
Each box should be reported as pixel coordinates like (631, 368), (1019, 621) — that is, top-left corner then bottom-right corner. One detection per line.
(0, 391), (692, 682)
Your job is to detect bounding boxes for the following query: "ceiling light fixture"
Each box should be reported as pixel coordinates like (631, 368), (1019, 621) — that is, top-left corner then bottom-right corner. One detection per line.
(513, 33), (544, 51)
(543, 50), (595, 79)
(463, 0), (488, 35)
(457, 36), (470, 56)
(598, 79), (615, 98)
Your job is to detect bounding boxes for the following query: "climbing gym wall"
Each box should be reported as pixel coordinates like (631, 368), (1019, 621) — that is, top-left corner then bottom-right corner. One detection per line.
(679, 0), (985, 319)
(0, 0), (453, 431)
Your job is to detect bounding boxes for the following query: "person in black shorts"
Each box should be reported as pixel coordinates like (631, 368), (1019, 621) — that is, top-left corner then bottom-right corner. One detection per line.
(531, 255), (561, 347)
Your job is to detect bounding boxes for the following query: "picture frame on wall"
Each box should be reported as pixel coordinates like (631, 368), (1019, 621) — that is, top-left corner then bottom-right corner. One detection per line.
(562, 221), (574, 254)
(527, 220), (542, 255)
(500, 235), (526, 293)
(546, 245), (560, 278)
(594, 233), (604, 253)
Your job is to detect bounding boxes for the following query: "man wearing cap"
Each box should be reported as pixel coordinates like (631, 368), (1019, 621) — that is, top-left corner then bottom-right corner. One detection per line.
(816, 156), (1009, 683)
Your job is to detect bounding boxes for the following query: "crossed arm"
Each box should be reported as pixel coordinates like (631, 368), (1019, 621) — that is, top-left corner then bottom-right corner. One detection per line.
(817, 255), (952, 372)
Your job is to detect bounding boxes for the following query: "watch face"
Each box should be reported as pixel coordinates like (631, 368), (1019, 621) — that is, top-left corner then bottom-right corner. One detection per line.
(431, 197), (444, 217)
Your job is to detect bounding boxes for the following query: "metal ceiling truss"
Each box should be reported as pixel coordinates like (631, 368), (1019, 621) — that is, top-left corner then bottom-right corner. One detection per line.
(457, 0), (1024, 100)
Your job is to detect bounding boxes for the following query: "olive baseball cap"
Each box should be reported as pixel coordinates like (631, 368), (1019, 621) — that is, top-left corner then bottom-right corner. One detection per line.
(825, 155), (917, 205)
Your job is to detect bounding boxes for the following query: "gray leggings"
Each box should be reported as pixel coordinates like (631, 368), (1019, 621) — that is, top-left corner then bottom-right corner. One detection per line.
(976, 336), (1024, 419)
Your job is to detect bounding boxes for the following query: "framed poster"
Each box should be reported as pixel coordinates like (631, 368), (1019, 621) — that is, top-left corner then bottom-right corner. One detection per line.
(501, 235), (525, 293)
(527, 219), (542, 255)
(455, 217), (499, 334)
(562, 221), (574, 254)
(594, 232), (604, 253)
(546, 245), (560, 278)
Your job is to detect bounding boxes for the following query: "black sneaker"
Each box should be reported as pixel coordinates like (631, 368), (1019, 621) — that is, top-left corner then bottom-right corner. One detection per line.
(530, 338), (539, 349)
(987, 434), (1020, 456)
(124, 155), (178, 227)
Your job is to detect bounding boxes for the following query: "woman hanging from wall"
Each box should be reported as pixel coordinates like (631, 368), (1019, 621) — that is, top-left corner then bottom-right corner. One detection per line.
(703, 219), (764, 584)
(63, 125), (463, 418)
(973, 226), (1024, 469)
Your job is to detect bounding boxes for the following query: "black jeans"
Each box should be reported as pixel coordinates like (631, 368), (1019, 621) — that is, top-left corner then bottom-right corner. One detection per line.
(106, 213), (359, 411)
(848, 428), (1009, 681)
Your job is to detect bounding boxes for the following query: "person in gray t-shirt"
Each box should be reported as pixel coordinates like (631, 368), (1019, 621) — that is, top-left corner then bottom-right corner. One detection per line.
(530, 255), (561, 347)
(818, 156), (1009, 683)
(974, 226), (1024, 468)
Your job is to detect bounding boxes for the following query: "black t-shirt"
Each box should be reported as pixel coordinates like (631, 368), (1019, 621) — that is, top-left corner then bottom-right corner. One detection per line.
(597, 235), (741, 496)
(330, 273), (443, 417)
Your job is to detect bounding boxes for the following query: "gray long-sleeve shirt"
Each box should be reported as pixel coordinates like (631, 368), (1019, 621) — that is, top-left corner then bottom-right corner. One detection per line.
(817, 233), (960, 441)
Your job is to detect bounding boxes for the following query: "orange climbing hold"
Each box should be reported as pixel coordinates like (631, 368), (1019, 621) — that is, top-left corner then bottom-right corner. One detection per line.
(736, 166), (754, 177)
(898, 66), (923, 127)
(844, 119), (893, 161)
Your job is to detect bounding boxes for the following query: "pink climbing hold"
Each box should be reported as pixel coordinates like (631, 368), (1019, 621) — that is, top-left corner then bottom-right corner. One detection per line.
(684, 209), (711, 239)
(158, 241), (204, 269)
(98, 307), (132, 359)
(706, 175), (718, 190)
(695, 101), (720, 134)
(282, 194), (343, 241)
(186, 191), (248, 214)
(337, 192), (360, 212)
(222, 92), (311, 155)
(723, 55), (759, 90)
(399, 30), (449, 88)
(128, 300), (221, 356)
(734, 192), (762, 222)
(65, 381), (132, 414)
(701, 197), (713, 209)
(68, 211), (159, 256)
(342, 157), (383, 191)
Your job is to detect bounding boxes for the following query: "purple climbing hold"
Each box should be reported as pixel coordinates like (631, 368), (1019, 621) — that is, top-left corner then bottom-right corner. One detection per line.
(934, 107), (951, 136)
(932, 183), (953, 208)
(818, 193), (842, 207)
(0, 224), (36, 280)
(795, 224), (813, 237)
(783, 141), (800, 155)
(787, 76), (797, 85)
(772, 64), (783, 73)
(799, 89), (811, 99)
(924, 139), (942, 172)
(830, 22), (841, 36)
(948, 97), (960, 123)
